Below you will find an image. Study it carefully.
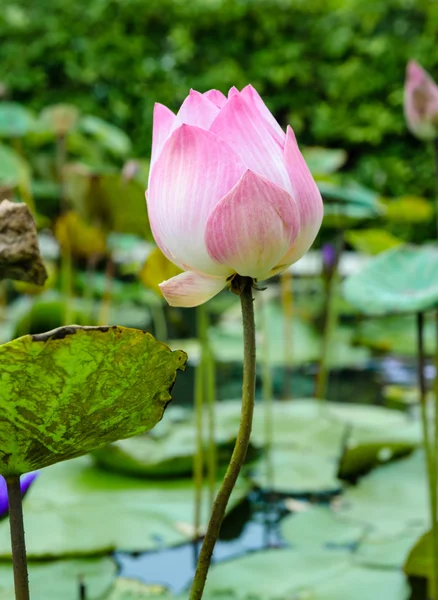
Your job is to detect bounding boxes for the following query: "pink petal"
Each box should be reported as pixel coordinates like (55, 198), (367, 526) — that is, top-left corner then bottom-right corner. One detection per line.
(282, 126), (323, 264)
(147, 124), (245, 276)
(203, 90), (227, 108)
(228, 86), (240, 98)
(171, 90), (220, 133)
(205, 170), (300, 280)
(151, 103), (175, 167)
(404, 60), (438, 140)
(240, 84), (285, 144)
(159, 271), (227, 307)
(210, 94), (292, 193)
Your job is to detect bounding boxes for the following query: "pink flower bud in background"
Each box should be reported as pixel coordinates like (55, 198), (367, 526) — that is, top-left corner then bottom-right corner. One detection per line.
(146, 85), (323, 307)
(404, 60), (438, 141)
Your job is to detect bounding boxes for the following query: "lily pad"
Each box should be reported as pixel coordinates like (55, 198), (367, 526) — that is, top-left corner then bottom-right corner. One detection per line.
(356, 527), (423, 570)
(343, 245), (438, 316)
(0, 455), (249, 558)
(92, 412), (259, 478)
(337, 451), (428, 536)
(202, 548), (350, 600)
(281, 506), (365, 549)
(0, 325), (186, 475)
(0, 557), (116, 600)
(309, 566), (409, 600)
(337, 441), (415, 480)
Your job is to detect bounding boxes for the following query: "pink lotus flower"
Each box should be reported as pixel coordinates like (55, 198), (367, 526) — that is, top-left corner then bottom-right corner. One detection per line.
(146, 86), (323, 307)
(404, 60), (438, 141)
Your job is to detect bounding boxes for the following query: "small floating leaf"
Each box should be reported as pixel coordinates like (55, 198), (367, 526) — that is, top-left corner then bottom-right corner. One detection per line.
(302, 147), (347, 176)
(0, 325), (187, 476)
(0, 102), (37, 137)
(345, 228), (402, 255)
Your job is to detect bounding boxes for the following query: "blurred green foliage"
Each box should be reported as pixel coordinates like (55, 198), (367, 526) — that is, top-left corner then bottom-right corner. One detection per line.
(1, 0), (438, 204)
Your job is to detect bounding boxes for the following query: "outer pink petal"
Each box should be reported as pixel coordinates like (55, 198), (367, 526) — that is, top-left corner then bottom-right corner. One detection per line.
(205, 170), (300, 280)
(228, 86), (240, 98)
(147, 124), (245, 276)
(240, 84), (285, 144)
(210, 94), (292, 193)
(151, 103), (175, 167)
(171, 90), (220, 133)
(159, 271), (227, 307)
(282, 126), (323, 265)
(203, 89), (227, 108)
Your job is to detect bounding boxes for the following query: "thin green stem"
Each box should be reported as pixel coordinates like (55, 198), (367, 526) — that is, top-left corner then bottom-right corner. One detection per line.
(417, 313), (438, 600)
(151, 302), (168, 343)
(189, 276), (256, 600)
(6, 475), (30, 600)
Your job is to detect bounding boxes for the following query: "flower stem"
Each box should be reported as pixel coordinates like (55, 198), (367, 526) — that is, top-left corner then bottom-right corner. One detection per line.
(6, 475), (30, 600)
(193, 306), (206, 548)
(417, 312), (438, 600)
(189, 276), (256, 600)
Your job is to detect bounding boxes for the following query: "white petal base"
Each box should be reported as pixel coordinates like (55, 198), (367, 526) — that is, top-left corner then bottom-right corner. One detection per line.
(159, 271), (227, 307)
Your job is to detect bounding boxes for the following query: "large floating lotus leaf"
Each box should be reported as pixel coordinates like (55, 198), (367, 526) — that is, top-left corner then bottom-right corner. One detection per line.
(203, 548), (350, 600)
(0, 557), (116, 600)
(0, 325), (187, 476)
(92, 409), (259, 478)
(343, 245), (438, 316)
(345, 228), (402, 255)
(356, 527), (422, 570)
(0, 456), (249, 558)
(307, 566), (409, 600)
(301, 147), (347, 176)
(80, 115), (132, 157)
(250, 447), (341, 493)
(338, 451), (428, 537)
(281, 506), (366, 549)
(337, 441), (415, 480)
(0, 102), (37, 138)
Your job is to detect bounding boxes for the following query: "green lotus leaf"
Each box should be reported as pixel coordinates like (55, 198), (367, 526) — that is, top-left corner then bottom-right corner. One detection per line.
(345, 228), (402, 255)
(0, 557), (116, 600)
(0, 325), (187, 476)
(343, 245), (438, 316)
(301, 147), (347, 176)
(0, 455), (250, 558)
(0, 102), (37, 138)
(79, 115), (132, 157)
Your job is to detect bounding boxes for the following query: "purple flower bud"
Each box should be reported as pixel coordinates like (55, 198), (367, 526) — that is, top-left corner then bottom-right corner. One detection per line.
(322, 243), (337, 270)
(0, 472), (39, 519)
